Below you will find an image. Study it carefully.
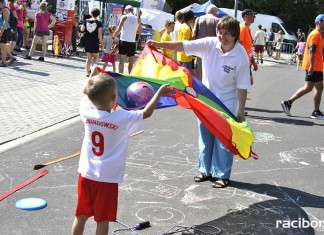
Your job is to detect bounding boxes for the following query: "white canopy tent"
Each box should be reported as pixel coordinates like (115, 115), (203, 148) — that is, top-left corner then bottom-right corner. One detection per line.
(140, 8), (174, 31)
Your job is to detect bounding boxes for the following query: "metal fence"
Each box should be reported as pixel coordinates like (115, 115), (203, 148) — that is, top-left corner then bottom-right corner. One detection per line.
(260, 41), (296, 64)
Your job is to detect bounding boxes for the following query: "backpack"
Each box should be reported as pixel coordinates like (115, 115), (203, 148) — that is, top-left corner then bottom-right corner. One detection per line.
(1, 7), (18, 30)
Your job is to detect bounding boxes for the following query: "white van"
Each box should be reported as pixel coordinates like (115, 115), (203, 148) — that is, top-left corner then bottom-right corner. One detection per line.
(219, 8), (297, 45)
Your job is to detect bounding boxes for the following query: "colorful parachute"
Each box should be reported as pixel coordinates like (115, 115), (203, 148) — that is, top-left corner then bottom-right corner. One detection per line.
(105, 45), (256, 160)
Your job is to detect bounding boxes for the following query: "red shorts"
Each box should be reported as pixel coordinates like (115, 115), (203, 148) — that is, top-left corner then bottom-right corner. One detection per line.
(254, 45), (264, 53)
(102, 53), (117, 63)
(75, 175), (118, 222)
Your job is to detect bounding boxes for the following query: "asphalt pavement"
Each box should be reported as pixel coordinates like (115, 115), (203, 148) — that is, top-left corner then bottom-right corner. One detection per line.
(0, 50), (324, 235)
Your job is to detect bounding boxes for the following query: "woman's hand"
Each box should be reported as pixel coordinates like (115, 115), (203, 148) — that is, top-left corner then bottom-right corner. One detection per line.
(236, 110), (246, 122)
(146, 40), (157, 47)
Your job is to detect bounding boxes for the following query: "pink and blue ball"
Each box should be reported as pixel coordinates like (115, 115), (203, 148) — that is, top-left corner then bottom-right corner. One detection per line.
(125, 82), (155, 107)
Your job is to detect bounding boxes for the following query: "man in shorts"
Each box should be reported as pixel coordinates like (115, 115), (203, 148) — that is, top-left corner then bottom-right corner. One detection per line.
(254, 24), (266, 64)
(113, 5), (142, 74)
(239, 9), (258, 85)
(281, 14), (324, 120)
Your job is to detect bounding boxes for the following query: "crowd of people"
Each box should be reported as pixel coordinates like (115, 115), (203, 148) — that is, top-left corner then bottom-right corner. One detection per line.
(0, 0), (56, 66)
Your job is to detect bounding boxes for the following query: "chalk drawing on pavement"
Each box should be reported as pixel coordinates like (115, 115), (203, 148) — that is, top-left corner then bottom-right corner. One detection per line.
(181, 185), (215, 204)
(253, 132), (281, 143)
(279, 147), (324, 164)
(121, 181), (181, 199)
(249, 119), (278, 129)
(34, 150), (57, 159)
(135, 206), (185, 224)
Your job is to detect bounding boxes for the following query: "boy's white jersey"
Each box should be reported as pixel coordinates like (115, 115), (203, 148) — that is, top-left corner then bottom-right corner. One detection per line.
(78, 97), (143, 183)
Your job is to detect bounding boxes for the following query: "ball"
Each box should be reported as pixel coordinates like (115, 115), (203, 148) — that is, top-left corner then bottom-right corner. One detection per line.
(125, 81), (155, 107)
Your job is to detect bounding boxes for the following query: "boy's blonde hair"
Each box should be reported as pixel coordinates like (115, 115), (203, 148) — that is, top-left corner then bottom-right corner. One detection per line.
(84, 73), (117, 107)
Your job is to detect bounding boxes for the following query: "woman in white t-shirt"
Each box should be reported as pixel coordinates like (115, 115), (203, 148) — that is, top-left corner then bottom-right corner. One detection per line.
(147, 16), (251, 188)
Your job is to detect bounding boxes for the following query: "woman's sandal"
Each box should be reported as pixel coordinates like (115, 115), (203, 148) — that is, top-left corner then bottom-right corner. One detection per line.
(211, 179), (230, 188)
(194, 173), (212, 182)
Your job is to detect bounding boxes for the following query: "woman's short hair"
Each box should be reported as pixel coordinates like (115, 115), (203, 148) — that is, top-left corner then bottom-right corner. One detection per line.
(91, 8), (100, 18)
(217, 16), (240, 41)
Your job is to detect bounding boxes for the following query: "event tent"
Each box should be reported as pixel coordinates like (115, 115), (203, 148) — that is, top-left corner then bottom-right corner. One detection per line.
(106, 0), (141, 7)
(140, 8), (174, 31)
(191, 0), (227, 18)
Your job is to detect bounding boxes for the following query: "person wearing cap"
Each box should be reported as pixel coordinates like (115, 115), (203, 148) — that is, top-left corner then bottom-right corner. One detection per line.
(239, 8), (258, 85)
(113, 5), (142, 74)
(160, 20), (175, 59)
(192, 4), (219, 81)
(281, 14), (324, 120)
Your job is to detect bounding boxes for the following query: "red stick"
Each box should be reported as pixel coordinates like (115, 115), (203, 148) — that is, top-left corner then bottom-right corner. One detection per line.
(0, 169), (48, 201)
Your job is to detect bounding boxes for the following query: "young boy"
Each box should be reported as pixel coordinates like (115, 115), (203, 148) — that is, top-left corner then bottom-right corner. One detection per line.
(71, 68), (172, 235)
(160, 20), (175, 59)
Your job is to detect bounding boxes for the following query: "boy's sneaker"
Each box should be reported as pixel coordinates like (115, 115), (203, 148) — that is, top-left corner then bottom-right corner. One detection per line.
(8, 57), (16, 65)
(24, 55), (32, 60)
(0, 63), (7, 67)
(38, 57), (44, 61)
(311, 111), (324, 120)
(281, 100), (291, 116)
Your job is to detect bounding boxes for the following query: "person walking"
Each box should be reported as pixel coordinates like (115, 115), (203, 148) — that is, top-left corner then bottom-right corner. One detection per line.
(7, 0), (18, 56)
(254, 24), (266, 64)
(239, 9), (258, 85)
(24, 1), (55, 61)
(281, 14), (324, 120)
(0, 0), (16, 67)
(113, 5), (142, 74)
(14, 0), (25, 52)
(192, 4), (219, 81)
(147, 16), (251, 188)
(101, 25), (118, 72)
(71, 68), (172, 235)
(295, 36), (306, 71)
(79, 8), (102, 77)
